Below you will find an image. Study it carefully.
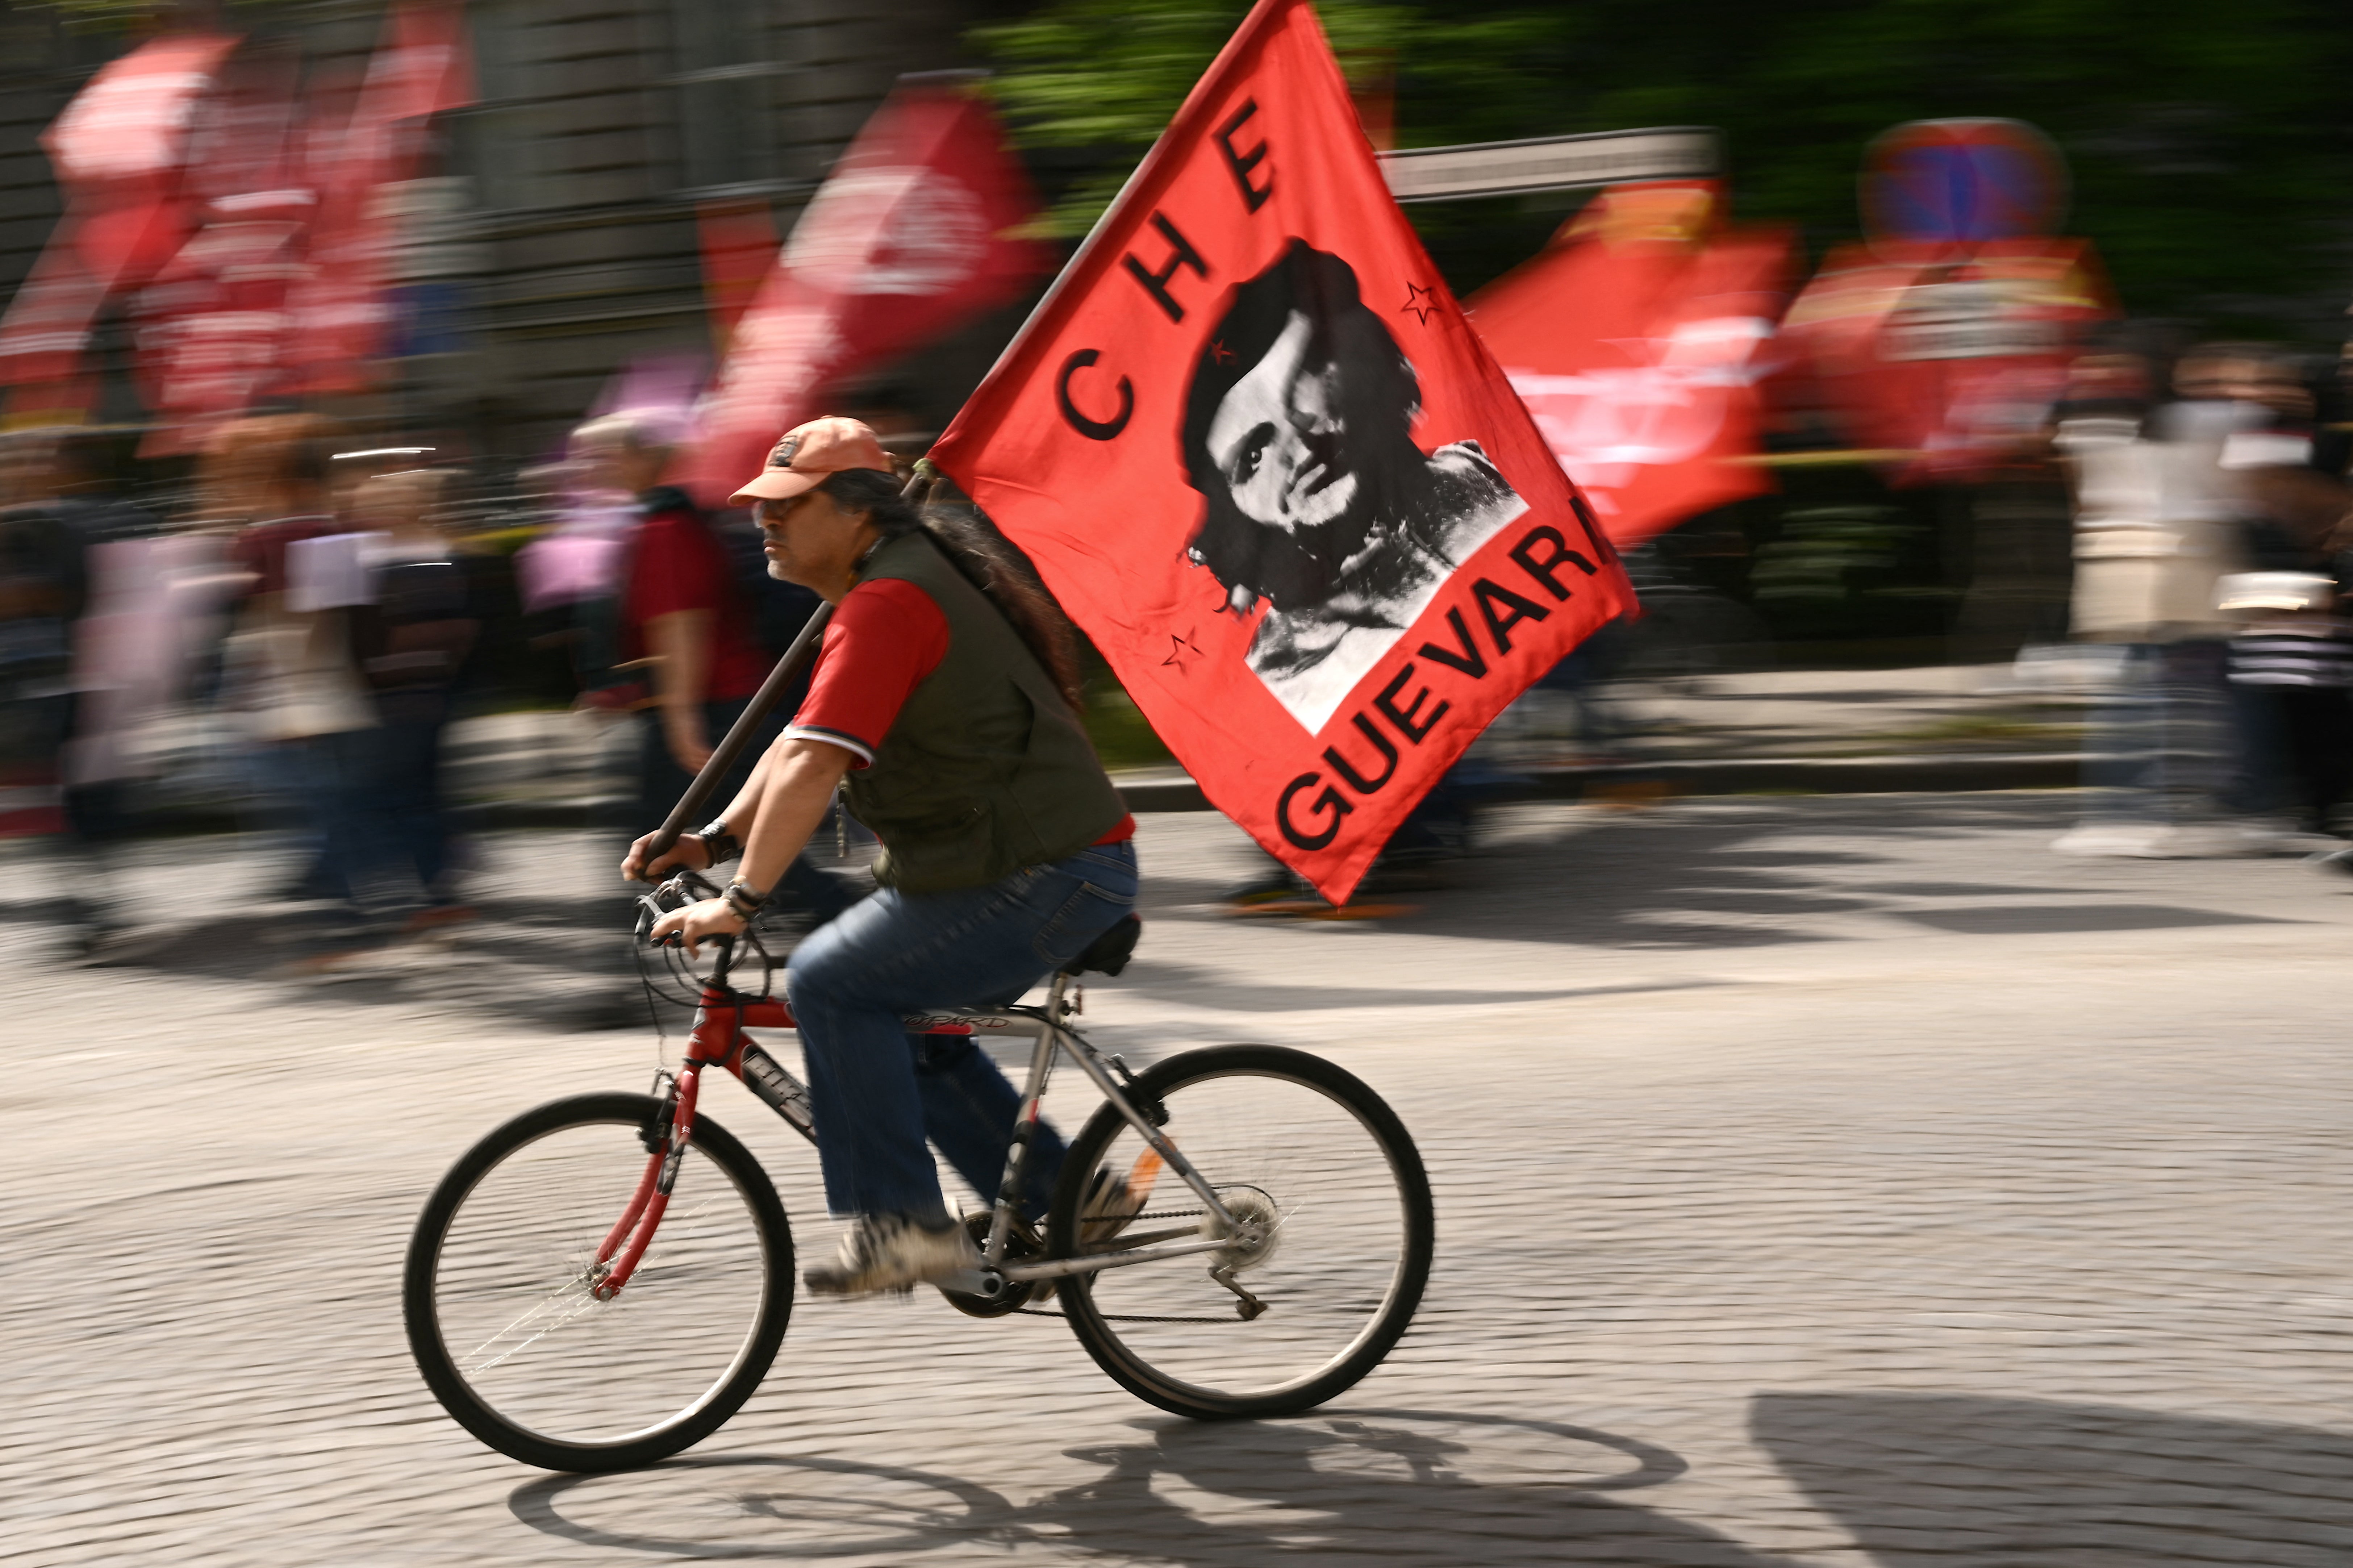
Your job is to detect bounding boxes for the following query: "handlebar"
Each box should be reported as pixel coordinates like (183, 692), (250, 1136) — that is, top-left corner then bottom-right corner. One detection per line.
(633, 869), (741, 985)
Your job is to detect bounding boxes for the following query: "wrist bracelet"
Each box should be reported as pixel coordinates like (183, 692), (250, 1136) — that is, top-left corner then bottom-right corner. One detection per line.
(697, 818), (744, 865)
(723, 877), (770, 921)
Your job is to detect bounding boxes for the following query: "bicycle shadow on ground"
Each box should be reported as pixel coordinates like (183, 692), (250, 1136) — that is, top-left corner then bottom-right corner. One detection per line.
(1752, 1389), (2353, 1566)
(508, 1409), (1786, 1564)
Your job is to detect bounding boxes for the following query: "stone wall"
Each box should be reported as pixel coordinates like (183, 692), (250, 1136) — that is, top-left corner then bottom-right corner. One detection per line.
(0, 0), (1000, 458)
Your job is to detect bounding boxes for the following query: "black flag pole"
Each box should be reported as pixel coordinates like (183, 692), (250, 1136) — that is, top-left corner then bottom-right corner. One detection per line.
(638, 463), (930, 866)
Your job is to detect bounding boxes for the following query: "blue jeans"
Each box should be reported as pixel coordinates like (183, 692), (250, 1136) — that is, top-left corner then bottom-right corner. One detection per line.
(351, 694), (456, 913)
(2081, 640), (2229, 822)
(785, 839), (1139, 1222)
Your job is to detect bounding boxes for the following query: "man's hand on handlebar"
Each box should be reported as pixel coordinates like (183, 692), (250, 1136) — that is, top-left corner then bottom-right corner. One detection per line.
(647, 896), (747, 958)
(622, 829), (711, 885)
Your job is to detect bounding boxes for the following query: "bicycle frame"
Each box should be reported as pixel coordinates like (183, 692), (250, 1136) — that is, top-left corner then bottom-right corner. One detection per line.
(592, 943), (1255, 1306)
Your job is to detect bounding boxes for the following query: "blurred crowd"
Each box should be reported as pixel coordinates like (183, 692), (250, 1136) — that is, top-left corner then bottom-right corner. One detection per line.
(0, 406), (848, 972)
(6, 326), (2353, 970)
(2047, 334), (2353, 864)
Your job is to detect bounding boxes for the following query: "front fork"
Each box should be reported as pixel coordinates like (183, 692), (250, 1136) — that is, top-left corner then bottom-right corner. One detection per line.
(589, 972), (815, 1304)
(589, 1062), (703, 1300)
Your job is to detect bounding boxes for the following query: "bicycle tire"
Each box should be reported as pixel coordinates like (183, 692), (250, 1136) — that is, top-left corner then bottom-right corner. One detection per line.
(403, 1092), (792, 1472)
(1047, 1044), (1433, 1420)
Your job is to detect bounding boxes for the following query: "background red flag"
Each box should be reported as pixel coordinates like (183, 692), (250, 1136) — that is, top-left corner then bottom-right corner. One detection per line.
(1780, 120), (2112, 481)
(694, 200), (780, 352)
(0, 31), (239, 412)
(1782, 239), (2112, 481)
(929, 0), (1635, 903)
(130, 44), (308, 453)
(279, 1), (472, 395)
(677, 80), (1052, 507)
(1467, 181), (1793, 545)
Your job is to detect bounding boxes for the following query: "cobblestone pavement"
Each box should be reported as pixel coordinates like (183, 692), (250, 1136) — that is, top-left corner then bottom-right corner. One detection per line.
(10, 794), (2353, 1565)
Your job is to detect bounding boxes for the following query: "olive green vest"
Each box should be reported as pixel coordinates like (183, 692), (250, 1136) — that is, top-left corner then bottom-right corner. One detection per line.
(843, 531), (1126, 892)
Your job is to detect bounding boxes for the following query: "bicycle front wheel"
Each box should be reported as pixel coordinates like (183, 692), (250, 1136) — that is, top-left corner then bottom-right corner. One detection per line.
(403, 1092), (792, 1472)
(1048, 1045), (1433, 1419)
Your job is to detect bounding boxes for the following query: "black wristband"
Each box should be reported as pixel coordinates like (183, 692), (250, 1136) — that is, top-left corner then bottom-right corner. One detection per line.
(697, 819), (743, 866)
(723, 877), (770, 921)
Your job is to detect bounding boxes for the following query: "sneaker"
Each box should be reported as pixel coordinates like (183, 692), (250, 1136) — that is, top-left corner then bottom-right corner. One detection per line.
(2052, 822), (2160, 857)
(804, 1213), (979, 1297)
(1225, 865), (1312, 910)
(1355, 855), (1452, 895)
(2309, 845), (2353, 878)
(2128, 823), (2241, 859)
(1080, 1148), (1166, 1247)
(402, 903), (477, 937)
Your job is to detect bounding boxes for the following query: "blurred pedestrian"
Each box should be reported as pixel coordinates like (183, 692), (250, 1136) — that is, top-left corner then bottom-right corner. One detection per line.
(0, 430), (85, 909)
(570, 411), (848, 1024)
(2051, 340), (2250, 856)
(2206, 347), (2353, 843)
(0, 427), (169, 952)
(346, 467), (480, 927)
(212, 414), (376, 906)
(45, 430), (161, 950)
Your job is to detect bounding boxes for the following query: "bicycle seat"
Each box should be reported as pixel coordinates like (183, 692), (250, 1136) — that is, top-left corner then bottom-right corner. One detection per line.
(1062, 913), (1142, 977)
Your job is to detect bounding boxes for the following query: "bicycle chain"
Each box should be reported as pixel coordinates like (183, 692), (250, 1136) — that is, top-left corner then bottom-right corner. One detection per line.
(1005, 1208), (1242, 1322)
(1021, 1300), (1261, 1309)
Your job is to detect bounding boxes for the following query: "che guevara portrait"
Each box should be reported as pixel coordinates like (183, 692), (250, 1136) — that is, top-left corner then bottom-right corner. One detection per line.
(1181, 239), (1527, 731)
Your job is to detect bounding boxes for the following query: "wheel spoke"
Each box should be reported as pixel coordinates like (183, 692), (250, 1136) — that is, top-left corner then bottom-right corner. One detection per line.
(461, 1271), (603, 1374)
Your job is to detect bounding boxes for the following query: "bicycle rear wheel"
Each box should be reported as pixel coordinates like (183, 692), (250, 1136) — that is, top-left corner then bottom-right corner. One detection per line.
(1048, 1045), (1433, 1419)
(404, 1092), (792, 1472)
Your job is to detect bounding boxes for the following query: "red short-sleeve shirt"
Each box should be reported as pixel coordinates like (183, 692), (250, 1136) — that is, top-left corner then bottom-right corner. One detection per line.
(623, 503), (769, 702)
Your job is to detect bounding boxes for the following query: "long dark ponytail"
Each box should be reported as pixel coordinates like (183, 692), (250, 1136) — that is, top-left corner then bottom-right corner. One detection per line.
(816, 468), (1088, 714)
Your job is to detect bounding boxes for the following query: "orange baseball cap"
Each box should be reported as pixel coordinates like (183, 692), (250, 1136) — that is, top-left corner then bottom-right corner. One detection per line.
(731, 416), (894, 504)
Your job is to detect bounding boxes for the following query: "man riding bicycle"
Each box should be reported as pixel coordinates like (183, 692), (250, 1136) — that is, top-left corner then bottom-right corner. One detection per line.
(627, 417), (1139, 1298)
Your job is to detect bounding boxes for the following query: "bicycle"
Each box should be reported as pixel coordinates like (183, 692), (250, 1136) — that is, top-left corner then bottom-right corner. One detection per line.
(402, 869), (1436, 1473)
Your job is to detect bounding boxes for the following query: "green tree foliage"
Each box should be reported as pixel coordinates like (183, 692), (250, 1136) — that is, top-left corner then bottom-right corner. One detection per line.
(978, 0), (2353, 338)
(13, 0), (297, 29)
(973, 1), (1413, 235)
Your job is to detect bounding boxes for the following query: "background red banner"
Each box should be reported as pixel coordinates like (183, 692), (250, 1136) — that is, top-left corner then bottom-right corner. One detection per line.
(1468, 181), (1793, 545)
(677, 81), (1053, 508)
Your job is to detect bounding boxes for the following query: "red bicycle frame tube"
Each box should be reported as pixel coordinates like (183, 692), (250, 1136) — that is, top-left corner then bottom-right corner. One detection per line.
(590, 982), (1004, 1299)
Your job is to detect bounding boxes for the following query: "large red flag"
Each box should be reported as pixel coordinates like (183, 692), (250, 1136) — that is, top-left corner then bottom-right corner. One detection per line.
(928, 0), (1634, 903)
(0, 31), (239, 412)
(1467, 181), (1792, 545)
(677, 79), (1053, 507)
